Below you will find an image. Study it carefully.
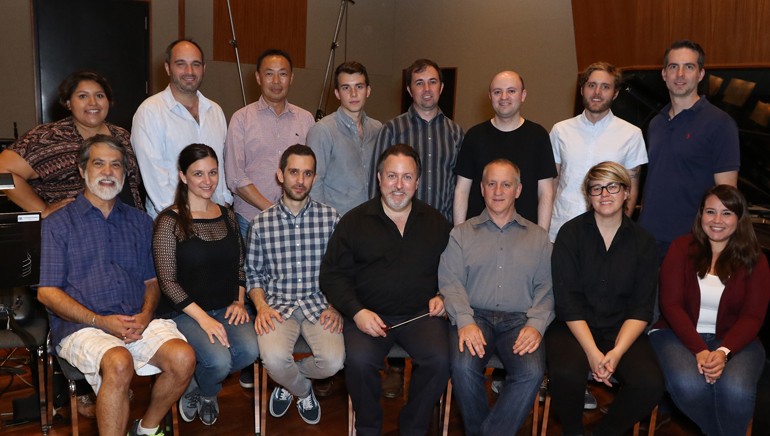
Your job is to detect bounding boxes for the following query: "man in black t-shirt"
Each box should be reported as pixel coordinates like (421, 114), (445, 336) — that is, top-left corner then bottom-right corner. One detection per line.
(454, 70), (556, 230)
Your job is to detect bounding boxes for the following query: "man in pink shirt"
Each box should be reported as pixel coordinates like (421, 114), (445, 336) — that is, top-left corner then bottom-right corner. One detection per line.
(224, 49), (315, 238)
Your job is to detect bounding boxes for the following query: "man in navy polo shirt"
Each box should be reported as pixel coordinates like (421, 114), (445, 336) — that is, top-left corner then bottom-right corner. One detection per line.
(639, 40), (739, 262)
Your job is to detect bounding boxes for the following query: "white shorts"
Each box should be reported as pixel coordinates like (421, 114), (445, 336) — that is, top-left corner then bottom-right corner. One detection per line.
(56, 318), (186, 394)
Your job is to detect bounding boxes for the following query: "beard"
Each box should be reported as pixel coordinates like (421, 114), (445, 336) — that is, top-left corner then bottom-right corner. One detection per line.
(583, 95), (613, 114)
(283, 183), (309, 202)
(84, 172), (124, 201)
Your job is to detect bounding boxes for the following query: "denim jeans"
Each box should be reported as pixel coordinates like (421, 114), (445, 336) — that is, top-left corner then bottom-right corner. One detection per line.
(649, 329), (765, 436)
(257, 309), (345, 397)
(173, 308), (260, 397)
(236, 213), (251, 243)
(449, 309), (544, 436)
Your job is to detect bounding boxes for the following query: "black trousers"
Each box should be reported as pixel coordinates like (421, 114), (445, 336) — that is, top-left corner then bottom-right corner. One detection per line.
(545, 321), (664, 436)
(344, 314), (449, 436)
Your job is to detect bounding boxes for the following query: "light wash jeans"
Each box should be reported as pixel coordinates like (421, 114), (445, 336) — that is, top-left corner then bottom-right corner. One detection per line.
(173, 308), (260, 397)
(257, 309), (345, 397)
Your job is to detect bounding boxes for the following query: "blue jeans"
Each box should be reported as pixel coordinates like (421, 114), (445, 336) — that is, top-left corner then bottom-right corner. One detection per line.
(173, 308), (260, 397)
(236, 213), (251, 243)
(449, 309), (544, 436)
(649, 329), (765, 436)
(257, 309), (345, 397)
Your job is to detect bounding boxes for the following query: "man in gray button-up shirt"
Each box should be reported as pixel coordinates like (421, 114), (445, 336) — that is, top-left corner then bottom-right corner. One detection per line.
(439, 158), (554, 436)
(307, 61), (382, 215)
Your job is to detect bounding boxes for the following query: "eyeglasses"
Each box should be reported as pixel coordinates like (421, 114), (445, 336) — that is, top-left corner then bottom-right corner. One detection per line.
(587, 182), (625, 196)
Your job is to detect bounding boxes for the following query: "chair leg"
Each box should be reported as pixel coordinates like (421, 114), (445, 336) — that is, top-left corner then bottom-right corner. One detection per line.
(441, 379), (452, 436)
(168, 401), (180, 435)
(747, 418), (753, 436)
(348, 394), (356, 436)
(540, 391), (550, 436)
(68, 378), (79, 436)
(46, 355), (55, 426)
(36, 345), (49, 434)
(261, 362), (269, 435)
(647, 405), (658, 436)
(254, 361), (261, 436)
(532, 388), (539, 436)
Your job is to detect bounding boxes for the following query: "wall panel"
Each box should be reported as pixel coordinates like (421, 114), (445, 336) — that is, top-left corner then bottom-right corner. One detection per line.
(572, 0), (770, 70)
(212, 0), (306, 68)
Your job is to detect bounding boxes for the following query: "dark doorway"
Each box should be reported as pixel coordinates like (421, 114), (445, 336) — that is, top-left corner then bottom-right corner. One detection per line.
(34, 0), (150, 131)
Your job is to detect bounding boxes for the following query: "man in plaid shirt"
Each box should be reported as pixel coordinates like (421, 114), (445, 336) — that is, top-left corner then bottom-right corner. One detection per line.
(245, 144), (344, 426)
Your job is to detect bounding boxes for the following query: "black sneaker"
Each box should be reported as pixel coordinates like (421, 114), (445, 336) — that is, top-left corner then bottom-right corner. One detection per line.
(269, 386), (293, 418)
(296, 389), (321, 425)
(239, 367), (254, 389)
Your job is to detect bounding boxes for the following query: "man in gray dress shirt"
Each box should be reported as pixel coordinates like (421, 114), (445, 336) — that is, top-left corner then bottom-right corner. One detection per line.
(307, 61), (382, 215)
(439, 158), (554, 436)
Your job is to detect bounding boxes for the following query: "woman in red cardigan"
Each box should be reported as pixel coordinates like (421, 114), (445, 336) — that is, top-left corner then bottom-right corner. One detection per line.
(650, 184), (770, 436)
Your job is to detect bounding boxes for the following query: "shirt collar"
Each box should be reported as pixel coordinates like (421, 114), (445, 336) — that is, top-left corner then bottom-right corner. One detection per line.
(582, 211), (634, 235)
(276, 196), (313, 218)
(407, 104), (444, 124)
(579, 109), (615, 128)
(73, 193), (126, 220)
(659, 95), (707, 118)
(256, 95), (297, 117)
(161, 85), (209, 113)
(335, 109), (368, 131)
(470, 208), (528, 231)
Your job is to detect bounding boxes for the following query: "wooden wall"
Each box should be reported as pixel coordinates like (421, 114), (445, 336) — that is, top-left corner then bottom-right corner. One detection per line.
(212, 0), (306, 67)
(572, 0), (770, 70)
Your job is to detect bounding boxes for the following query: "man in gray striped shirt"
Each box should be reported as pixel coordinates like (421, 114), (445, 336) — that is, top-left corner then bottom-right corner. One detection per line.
(372, 58), (464, 224)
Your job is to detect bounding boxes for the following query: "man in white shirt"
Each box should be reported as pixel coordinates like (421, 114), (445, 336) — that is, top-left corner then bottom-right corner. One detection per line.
(549, 61), (647, 241)
(131, 39), (232, 218)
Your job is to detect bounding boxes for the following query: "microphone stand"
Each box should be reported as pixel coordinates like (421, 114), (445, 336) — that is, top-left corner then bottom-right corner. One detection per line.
(315, 0), (355, 121)
(225, 0), (248, 107)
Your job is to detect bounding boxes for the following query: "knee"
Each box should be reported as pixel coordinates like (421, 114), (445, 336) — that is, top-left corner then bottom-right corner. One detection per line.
(345, 350), (378, 376)
(260, 347), (294, 373)
(100, 347), (134, 386)
(156, 339), (196, 381)
(449, 352), (481, 379)
(416, 350), (450, 375)
(315, 349), (345, 377)
(241, 340), (260, 364)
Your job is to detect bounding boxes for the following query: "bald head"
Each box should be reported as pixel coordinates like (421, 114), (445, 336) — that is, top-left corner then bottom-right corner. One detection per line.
(489, 71), (527, 122)
(489, 71), (525, 93)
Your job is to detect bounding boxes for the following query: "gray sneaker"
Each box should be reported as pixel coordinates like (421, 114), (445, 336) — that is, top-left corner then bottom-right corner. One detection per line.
(178, 382), (200, 423)
(199, 396), (219, 426)
(296, 388), (321, 425)
(269, 386), (293, 418)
